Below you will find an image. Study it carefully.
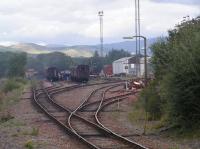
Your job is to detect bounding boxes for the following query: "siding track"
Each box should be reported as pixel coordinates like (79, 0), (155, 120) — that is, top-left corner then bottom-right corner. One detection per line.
(32, 81), (148, 149)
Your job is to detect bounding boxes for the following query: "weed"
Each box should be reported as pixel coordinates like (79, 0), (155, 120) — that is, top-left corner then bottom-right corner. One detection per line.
(0, 118), (25, 128)
(14, 77), (27, 84)
(24, 140), (34, 149)
(169, 146), (180, 149)
(3, 79), (20, 93)
(12, 133), (18, 137)
(0, 113), (14, 124)
(31, 127), (39, 136)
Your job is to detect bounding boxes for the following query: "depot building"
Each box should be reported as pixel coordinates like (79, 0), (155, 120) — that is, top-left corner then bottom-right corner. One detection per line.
(112, 56), (151, 77)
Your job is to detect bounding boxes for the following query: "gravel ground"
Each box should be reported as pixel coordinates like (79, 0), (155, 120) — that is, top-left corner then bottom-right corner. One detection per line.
(54, 83), (197, 149)
(1, 81), (199, 149)
(0, 83), (88, 149)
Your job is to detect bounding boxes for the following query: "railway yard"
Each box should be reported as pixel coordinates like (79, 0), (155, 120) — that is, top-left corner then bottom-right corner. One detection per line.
(0, 0), (199, 148)
(0, 79), (198, 149)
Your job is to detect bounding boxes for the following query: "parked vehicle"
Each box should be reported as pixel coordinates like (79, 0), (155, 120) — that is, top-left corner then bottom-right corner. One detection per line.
(71, 65), (89, 82)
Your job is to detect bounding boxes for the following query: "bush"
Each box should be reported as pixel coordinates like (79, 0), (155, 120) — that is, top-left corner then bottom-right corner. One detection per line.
(24, 140), (34, 149)
(14, 77), (27, 84)
(149, 16), (200, 129)
(31, 127), (39, 136)
(139, 80), (162, 120)
(2, 78), (27, 93)
(2, 79), (20, 93)
(0, 113), (14, 124)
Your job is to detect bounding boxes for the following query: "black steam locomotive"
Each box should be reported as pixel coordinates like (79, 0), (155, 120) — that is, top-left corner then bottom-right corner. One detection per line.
(71, 65), (89, 82)
(46, 67), (60, 82)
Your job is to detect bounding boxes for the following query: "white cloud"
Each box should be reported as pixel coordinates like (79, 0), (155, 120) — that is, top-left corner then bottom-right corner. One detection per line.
(0, 0), (199, 45)
(0, 41), (18, 46)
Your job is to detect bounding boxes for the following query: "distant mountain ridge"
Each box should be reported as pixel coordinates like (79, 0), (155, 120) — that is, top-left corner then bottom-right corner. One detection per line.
(0, 38), (158, 57)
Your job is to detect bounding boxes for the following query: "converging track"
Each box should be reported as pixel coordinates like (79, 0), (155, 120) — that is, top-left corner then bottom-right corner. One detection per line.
(32, 81), (148, 149)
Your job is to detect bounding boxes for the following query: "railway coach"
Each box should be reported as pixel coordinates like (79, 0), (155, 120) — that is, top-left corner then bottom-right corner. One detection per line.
(71, 65), (89, 82)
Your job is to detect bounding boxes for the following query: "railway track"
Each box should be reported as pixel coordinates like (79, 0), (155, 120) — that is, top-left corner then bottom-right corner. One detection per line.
(33, 81), (148, 149)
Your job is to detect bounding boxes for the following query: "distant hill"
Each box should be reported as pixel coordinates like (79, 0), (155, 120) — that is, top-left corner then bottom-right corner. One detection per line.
(0, 38), (158, 57)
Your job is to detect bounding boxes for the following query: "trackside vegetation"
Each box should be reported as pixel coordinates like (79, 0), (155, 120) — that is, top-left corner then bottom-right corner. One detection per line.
(0, 51), (28, 111)
(138, 16), (200, 131)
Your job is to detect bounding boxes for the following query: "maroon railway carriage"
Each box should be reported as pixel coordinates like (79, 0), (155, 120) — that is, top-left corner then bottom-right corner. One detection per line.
(103, 65), (113, 77)
(71, 65), (89, 82)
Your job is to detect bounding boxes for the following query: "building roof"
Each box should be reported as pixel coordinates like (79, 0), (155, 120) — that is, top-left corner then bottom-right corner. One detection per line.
(113, 57), (132, 63)
(113, 56), (152, 64)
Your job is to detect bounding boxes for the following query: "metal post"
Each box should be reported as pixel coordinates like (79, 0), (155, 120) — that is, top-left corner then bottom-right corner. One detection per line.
(137, 0), (141, 77)
(123, 35), (148, 134)
(98, 11), (104, 57)
(134, 0), (141, 77)
(135, 0), (138, 77)
(144, 37), (147, 86)
(126, 64), (128, 90)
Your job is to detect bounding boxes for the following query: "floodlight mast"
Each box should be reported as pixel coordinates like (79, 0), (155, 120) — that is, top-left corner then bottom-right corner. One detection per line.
(134, 0), (141, 77)
(98, 11), (104, 57)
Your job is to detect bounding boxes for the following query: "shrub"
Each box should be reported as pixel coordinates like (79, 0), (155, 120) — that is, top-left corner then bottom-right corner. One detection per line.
(149, 16), (200, 129)
(31, 127), (39, 136)
(139, 80), (162, 120)
(2, 79), (20, 93)
(0, 113), (14, 124)
(14, 77), (27, 84)
(24, 140), (34, 149)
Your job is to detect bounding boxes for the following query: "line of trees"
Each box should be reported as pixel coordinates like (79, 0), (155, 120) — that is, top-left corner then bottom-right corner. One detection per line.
(87, 49), (131, 74)
(25, 49), (131, 76)
(140, 16), (200, 129)
(0, 47), (131, 79)
(26, 52), (74, 74)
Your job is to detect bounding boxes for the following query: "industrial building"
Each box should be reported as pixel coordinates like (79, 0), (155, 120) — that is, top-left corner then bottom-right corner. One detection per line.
(112, 56), (151, 77)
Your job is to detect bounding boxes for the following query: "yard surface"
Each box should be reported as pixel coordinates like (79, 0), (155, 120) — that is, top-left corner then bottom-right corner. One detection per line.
(0, 80), (199, 149)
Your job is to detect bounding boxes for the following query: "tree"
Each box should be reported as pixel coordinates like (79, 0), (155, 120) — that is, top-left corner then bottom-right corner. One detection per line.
(26, 52), (74, 74)
(105, 49), (131, 64)
(88, 51), (104, 74)
(8, 52), (27, 77)
(148, 16), (200, 129)
(0, 52), (13, 77)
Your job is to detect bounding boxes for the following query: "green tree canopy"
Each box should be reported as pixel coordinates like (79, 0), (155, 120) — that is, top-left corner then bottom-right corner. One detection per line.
(8, 52), (27, 77)
(149, 16), (200, 129)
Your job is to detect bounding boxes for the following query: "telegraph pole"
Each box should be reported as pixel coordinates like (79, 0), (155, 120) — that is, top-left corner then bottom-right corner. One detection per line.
(98, 11), (104, 57)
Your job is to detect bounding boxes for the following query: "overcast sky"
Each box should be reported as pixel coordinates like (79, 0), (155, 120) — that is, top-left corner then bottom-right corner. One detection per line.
(0, 0), (199, 46)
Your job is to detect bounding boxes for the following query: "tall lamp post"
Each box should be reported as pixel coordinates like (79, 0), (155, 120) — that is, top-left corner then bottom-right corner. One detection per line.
(123, 35), (148, 134)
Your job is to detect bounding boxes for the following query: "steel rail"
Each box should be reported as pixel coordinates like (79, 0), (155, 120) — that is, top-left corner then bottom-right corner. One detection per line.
(33, 89), (99, 149)
(66, 83), (148, 149)
(95, 87), (148, 149)
(34, 81), (148, 149)
(79, 92), (136, 111)
(67, 84), (120, 136)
